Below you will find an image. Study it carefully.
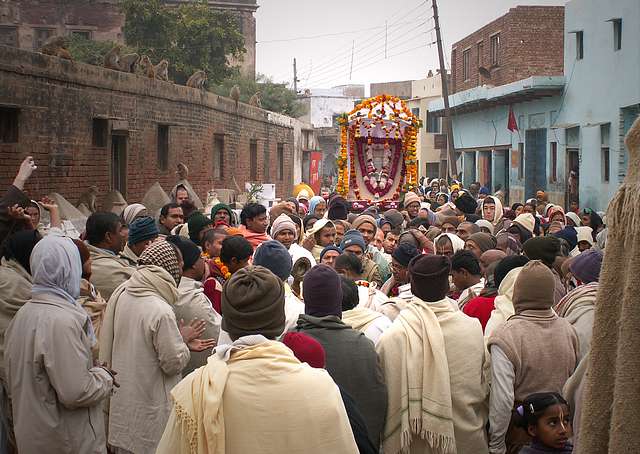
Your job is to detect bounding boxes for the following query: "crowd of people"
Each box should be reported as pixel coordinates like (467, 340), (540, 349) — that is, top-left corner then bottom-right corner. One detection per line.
(0, 156), (607, 454)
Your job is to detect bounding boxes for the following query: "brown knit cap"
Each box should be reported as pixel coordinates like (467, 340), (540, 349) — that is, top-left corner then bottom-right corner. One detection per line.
(352, 214), (378, 232)
(221, 265), (285, 340)
(408, 254), (451, 302)
(512, 260), (555, 313)
(138, 240), (182, 286)
(467, 232), (497, 253)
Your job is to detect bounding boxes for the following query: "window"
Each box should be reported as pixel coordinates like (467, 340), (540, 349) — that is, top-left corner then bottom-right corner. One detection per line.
(277, 143), (285, 180)
(550, 142), (558, 182)
(0, 26), (18, 47)
(33, 28), (54, 50)
(462, 49), (471, 81)
(612, 19), (622, 51)
(157, 125), (169, 171)
(601, 123), (610, 182)
(302, 130), (312, 150)
(0, 107), (19, 143)
(213, 135), (224, 180)
(250, 139), (258, 180)
(70, 30), (91, 40)
(426, 112), (440, 133)
(263, 144), (270, 180)
(92, 118), (108, 148)
(411, 107), (420, 118)
(518, 142), (524, 180)
(490, 33), (500, 66)
(576, 31), (584, 60)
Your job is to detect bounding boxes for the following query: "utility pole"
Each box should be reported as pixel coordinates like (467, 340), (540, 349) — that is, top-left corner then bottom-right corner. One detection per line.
(293, 58), (299, 94)
(349, 40), (355, 80)
(385, 21), (388, 58)
(432, 0), (458, 179)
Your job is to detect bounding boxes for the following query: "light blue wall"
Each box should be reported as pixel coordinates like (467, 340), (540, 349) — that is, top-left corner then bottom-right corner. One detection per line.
(556, 0), (640, 212)
(451, 96), (564, 205)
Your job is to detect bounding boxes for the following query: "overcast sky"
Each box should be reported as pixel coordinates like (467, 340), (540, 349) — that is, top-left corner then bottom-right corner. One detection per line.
(255, 0), (566, 91)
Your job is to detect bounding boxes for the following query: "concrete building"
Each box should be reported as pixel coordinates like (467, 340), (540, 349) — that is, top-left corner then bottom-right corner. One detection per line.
(406, 71), (447, 181)
(0, 46), (298, 203)
(297, 86), (361, 187)
(0, 0), (257, 77)
(553, 0), (640, 211)
(429, 5), (567, 205)
(370, 80), (413, 99)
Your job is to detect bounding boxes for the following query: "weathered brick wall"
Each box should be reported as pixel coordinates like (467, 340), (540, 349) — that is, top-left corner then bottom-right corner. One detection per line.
(0, 45), (295, 204)
(451, 6), (564, 94)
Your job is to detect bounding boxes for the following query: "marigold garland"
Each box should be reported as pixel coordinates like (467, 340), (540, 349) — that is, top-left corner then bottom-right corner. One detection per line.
(335, 95), (420, 200)
(213, 257), (231, 280)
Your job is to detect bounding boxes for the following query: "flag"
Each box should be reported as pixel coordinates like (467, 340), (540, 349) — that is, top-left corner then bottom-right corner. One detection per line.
(507, 105), (518, 132)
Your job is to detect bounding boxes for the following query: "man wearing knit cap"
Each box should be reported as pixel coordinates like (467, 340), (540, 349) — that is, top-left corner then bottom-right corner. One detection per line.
(187, 212), (214, 246)
(487, 261), (578, 454)
(102, 240), (216, 454)
(166, 236), (222, 375)
(380, 242), (421, 297)
(454, 192), (480, 222)
(158, 265), (358, 454)
(376, 254), (490, 454)
(523, 236), (566, 304)
(120, 216), (159, 266)
(403, 191), (422, 219)
(210, 202), (234, 226)
(383, 208), (405, 230)
(320, 245), (341, 268)
(341, 229), (383, 286)
(270, 213), (316, 268)
(253, 240), (304, 334)
(465, 232), (498, 259)
(508, 213), (535, 244)
(353, 214), (391, 283)
(294, 264), (388, 450)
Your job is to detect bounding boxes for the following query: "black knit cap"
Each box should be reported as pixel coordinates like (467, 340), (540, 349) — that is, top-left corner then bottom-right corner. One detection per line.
(392, 242), (421, 267)
(454, 193), (478, 215)
(408, 254), (451, 302)
(523, 236), (561, 267)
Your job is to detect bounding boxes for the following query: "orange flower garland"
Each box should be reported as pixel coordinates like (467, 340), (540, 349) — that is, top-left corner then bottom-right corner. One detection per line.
(213, 257), (231, 280)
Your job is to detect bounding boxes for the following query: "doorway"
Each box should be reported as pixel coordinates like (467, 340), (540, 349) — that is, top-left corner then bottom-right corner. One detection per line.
(111, 134), (127, 197)
(493, 149), (509, 204)
(524, 129), (547, 199)
(566, 148), (579, 209)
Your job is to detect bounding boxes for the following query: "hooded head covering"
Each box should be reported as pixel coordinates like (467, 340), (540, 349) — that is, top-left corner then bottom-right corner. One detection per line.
(306, 218), (335, 238)
(523, 236), (561, 267)
(480, 196), (504, 225)
(128, 216), (159, 246)
(2, 229), (41, 275)
(408, 254), (451, 302)
(513, 213), (536, 234)
(270, 213), (297, 239)
(553, 227), (578, 251)
(570, 249), (603, 284)
(281, 332), (326, 369)
(340, 229), (366, 253)
(467, 232), (497, 253)
(565, 212), (582, 227)
(122, 203), (148, 225)
(165, 235), (201, 270)
(138, 240), (182, 286)
(547, 206), (566, 224)
(30, 231), (82, 305)
(253, 240), (293, 281)
(434, 232), (466, 254)
(475, 219), (495, 235)
(308, 196), (326, 216)
(327, 195), (349, 221)
(187, 212), (213, 244)
(210, 203), (234, 225)
(512, 260), (555, 313)
(403, 192), (421, 209)
(303, 264), (343, 317)
(576, 226), (595, 246)
(222, 265), (285, 339)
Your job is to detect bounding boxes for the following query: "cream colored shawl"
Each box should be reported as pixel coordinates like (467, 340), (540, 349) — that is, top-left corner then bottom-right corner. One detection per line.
(484, 267), (522, 339)
(555, 282), (597, 363)
(0, 258), (33, 381)
(100, 265), (179, 366)
(342, 307), (385, 332)
(377, 297), (456, 454)
(157, 339), (357, 454)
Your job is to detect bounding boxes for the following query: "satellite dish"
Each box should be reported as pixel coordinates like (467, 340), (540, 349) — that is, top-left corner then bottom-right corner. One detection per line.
(478, 67), (492, 79)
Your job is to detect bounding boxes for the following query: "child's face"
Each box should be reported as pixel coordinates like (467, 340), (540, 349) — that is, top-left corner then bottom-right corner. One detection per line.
(528, 403), (572, 449)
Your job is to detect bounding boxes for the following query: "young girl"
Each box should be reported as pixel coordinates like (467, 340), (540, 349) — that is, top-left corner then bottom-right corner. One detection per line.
(516, 392), (573, 453)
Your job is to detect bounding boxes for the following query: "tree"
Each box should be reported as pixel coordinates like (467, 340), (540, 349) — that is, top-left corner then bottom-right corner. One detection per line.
(210, 74), (307, 118)
(67, 35), (137, 66)
(119, 0), (245, 84)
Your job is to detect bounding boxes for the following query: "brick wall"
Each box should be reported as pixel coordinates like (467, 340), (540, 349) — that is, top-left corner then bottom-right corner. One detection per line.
(0, 45), (295, 204)
(451, 6), (564, 93)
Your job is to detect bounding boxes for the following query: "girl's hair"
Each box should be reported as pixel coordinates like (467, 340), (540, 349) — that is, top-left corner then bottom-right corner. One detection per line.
(514, 392), (569, 429)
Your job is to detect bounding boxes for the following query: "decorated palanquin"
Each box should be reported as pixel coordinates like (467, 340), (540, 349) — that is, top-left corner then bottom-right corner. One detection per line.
(335, 94), (420, 203)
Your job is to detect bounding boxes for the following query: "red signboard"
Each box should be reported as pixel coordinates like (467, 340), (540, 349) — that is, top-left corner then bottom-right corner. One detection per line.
(309, 152), (322, 195)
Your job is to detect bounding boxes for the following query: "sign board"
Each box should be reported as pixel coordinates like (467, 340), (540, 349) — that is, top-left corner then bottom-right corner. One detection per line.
(434, 134), (447, 149)
(309, 152), (322, 195)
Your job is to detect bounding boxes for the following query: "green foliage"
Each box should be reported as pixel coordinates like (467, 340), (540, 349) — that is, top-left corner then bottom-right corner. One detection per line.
(119, 0), (245, 84)
(210, 74), (307, 118)
(67, 35), (137, 66)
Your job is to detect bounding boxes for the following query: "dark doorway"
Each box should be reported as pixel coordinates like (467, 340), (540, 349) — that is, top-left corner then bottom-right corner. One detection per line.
(525, 129), (547, 199)
(493, 149), (509, 204)
(111, 134), (127, 197)
(566, 148), (579, 209)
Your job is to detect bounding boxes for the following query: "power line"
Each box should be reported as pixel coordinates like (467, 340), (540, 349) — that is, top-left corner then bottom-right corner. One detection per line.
(256, 24), (385, 44)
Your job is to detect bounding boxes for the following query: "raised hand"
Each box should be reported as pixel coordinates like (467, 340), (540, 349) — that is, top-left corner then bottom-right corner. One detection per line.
(179, 318), (207, 343)
(13, 156), (37, 190)
(187, 337), (216, 352)
(8, 204), (30, 221)
(39, 196), (58, 212)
